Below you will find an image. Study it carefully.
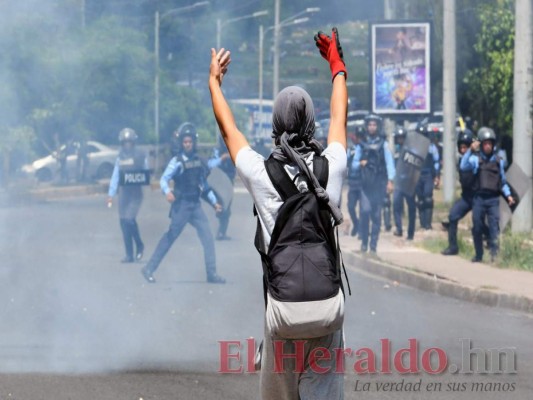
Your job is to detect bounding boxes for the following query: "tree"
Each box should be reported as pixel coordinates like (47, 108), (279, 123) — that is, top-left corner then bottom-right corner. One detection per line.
(462, 0), (515, 134)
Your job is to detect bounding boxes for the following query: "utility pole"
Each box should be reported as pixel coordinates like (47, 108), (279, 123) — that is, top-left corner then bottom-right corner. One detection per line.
(384, 0), (395, 20)
(81, 0), (85, 29)
(511, 0), (533, 232)
(442, 0), (457, 204)
(272, 0), (280, 99)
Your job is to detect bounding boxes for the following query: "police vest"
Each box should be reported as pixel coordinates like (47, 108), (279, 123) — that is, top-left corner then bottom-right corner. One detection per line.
(360, 138), (387, 186)
(477, 155), (502, 194)
(347, 146), (362, 188)
(421, 146), (436, 175)
(118, 149), (149, 186)
(457, 157), (476, 194)
(172, 154), (205, 201)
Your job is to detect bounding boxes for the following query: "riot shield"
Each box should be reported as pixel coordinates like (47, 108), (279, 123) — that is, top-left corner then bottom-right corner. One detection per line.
(207, 167), (234, 211)
(394, 131), (430, 196)
(499, 163), (530, 231)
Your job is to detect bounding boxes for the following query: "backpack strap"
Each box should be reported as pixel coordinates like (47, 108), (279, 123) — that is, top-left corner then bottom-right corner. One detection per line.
(265, 154), (330, 201)
(253, 205), (270, 307)
(264, 157), (299, 201)
(312, 155), (329, 189)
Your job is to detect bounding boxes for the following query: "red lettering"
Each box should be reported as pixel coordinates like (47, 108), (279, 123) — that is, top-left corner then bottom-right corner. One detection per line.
(380, 338), (392, 373)
(273, 340), (306, 373)
(334, 347), (353, 373)
(393, 338), (419, 374)
(422, 347), (448, 374)
(245, 338), (257, 373)
(354, 347), (377, 374)
(218, 340), (243, 373)
(309, 347), (331, 374)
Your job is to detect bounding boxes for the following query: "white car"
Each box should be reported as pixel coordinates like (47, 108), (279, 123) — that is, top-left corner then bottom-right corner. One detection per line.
(22, 140), (118, 182)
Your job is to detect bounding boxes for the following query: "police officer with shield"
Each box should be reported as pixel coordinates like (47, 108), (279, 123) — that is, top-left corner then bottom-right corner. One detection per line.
(460, 127), (515, 263)
(352, 114), (395, 254)
(107, 128), (148, 263)
(392, 126), (416, 240)
(141, 123), (225, 284)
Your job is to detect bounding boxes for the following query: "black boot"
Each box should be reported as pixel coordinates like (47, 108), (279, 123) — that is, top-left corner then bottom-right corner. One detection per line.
(472, 229), (484, 263)
(441, 221), (458, 255)
(383, 207), (392, 232)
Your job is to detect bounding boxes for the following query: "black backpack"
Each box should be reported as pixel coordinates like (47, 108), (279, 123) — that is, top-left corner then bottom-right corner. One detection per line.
(253, 156), (350, 338)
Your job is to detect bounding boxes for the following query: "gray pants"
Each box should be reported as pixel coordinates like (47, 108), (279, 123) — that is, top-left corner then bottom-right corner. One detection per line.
(260, 325), (344, 400)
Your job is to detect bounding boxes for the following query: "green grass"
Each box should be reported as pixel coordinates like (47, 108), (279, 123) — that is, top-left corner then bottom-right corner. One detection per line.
(418, 228), (533, 271)
(499, 232), (533, 271)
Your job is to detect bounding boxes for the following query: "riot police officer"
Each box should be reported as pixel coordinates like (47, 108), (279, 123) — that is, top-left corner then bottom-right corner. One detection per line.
(141, 123), (225, 283)
(392, 126), (416, 240)
(460, 127), (515, 262)
(346, 126), (365, 237)
(415, 126), (440, 230)
(208, 141), (236, 240)
(441, 129), (476, 255)
(352, 114), (395, 254)
(107, 128), (147, 263)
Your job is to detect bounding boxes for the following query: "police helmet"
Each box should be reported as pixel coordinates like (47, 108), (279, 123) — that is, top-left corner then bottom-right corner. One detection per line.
(416, 124), (427, 136)
(477, 127), (496, 143)
(173, 122), (198, 152)
(393, 126), (407, 144)
(354, 125), (366, 138)
(457, 128), (474, 149)
(364, 113), (383, 127)
(118, 128), (138, 143)
(174, 122), (197, 142)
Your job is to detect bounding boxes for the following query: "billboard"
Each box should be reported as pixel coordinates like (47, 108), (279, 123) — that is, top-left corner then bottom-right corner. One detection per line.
(370, 21), (431, 115)
(230, 99), (273, 139)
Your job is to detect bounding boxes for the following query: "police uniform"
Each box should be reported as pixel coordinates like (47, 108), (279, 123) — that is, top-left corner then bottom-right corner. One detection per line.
(382, 187), (393, 232)
(353, 115), (395, 253)
(392, 127), (416, 240)
(108, 128), (147, 263)
(141, 125), (225, 284)
(415, 127), (440, 230)
(346, 143), (362, 237)
(442, 130), (476, 255)
(460, 127), (512, 262)
(208, 143), (236, 240)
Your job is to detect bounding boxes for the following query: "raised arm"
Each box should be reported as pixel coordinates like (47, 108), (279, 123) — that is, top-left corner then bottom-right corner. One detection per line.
(208, 48), (249, 163)
(314, 27), (348, 149)
(328, 74), (348, 148)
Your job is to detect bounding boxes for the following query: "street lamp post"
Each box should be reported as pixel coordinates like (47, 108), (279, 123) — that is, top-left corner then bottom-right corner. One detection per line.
(258, 17), (309, 137)
(216, 10), (269, 51)
(272, 7), (320, 99)
(214, 10), (268, 146)
(154, 1), (209, 174)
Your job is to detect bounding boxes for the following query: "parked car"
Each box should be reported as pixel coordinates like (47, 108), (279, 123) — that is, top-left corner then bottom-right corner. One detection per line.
(21, 140), (118, 182)
(413, 111), (465, 135)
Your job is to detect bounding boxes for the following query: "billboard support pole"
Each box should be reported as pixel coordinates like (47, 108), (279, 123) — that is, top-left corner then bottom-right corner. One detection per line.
(442, 0), (457, 204)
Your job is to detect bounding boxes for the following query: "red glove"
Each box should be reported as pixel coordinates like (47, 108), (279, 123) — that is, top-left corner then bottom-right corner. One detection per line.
(314, 27), (347, 81)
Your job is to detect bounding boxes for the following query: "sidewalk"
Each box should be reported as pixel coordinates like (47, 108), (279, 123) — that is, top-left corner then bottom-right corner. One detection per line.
(339, 229), (533, 314)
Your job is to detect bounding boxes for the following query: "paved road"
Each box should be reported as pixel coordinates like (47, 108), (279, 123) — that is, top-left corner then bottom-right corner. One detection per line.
(0, 187), (532, 399)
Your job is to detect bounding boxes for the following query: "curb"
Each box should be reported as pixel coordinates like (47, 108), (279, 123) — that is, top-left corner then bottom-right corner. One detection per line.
(29, 183), (108, 201)
(342, 249), (533, 315)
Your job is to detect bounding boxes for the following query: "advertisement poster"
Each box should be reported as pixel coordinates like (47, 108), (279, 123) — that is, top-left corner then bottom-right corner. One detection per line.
(371, 22), (431, 115)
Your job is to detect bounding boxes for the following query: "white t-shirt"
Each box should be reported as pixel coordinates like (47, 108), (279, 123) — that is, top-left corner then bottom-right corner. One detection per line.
(236, 142), (347, 250)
